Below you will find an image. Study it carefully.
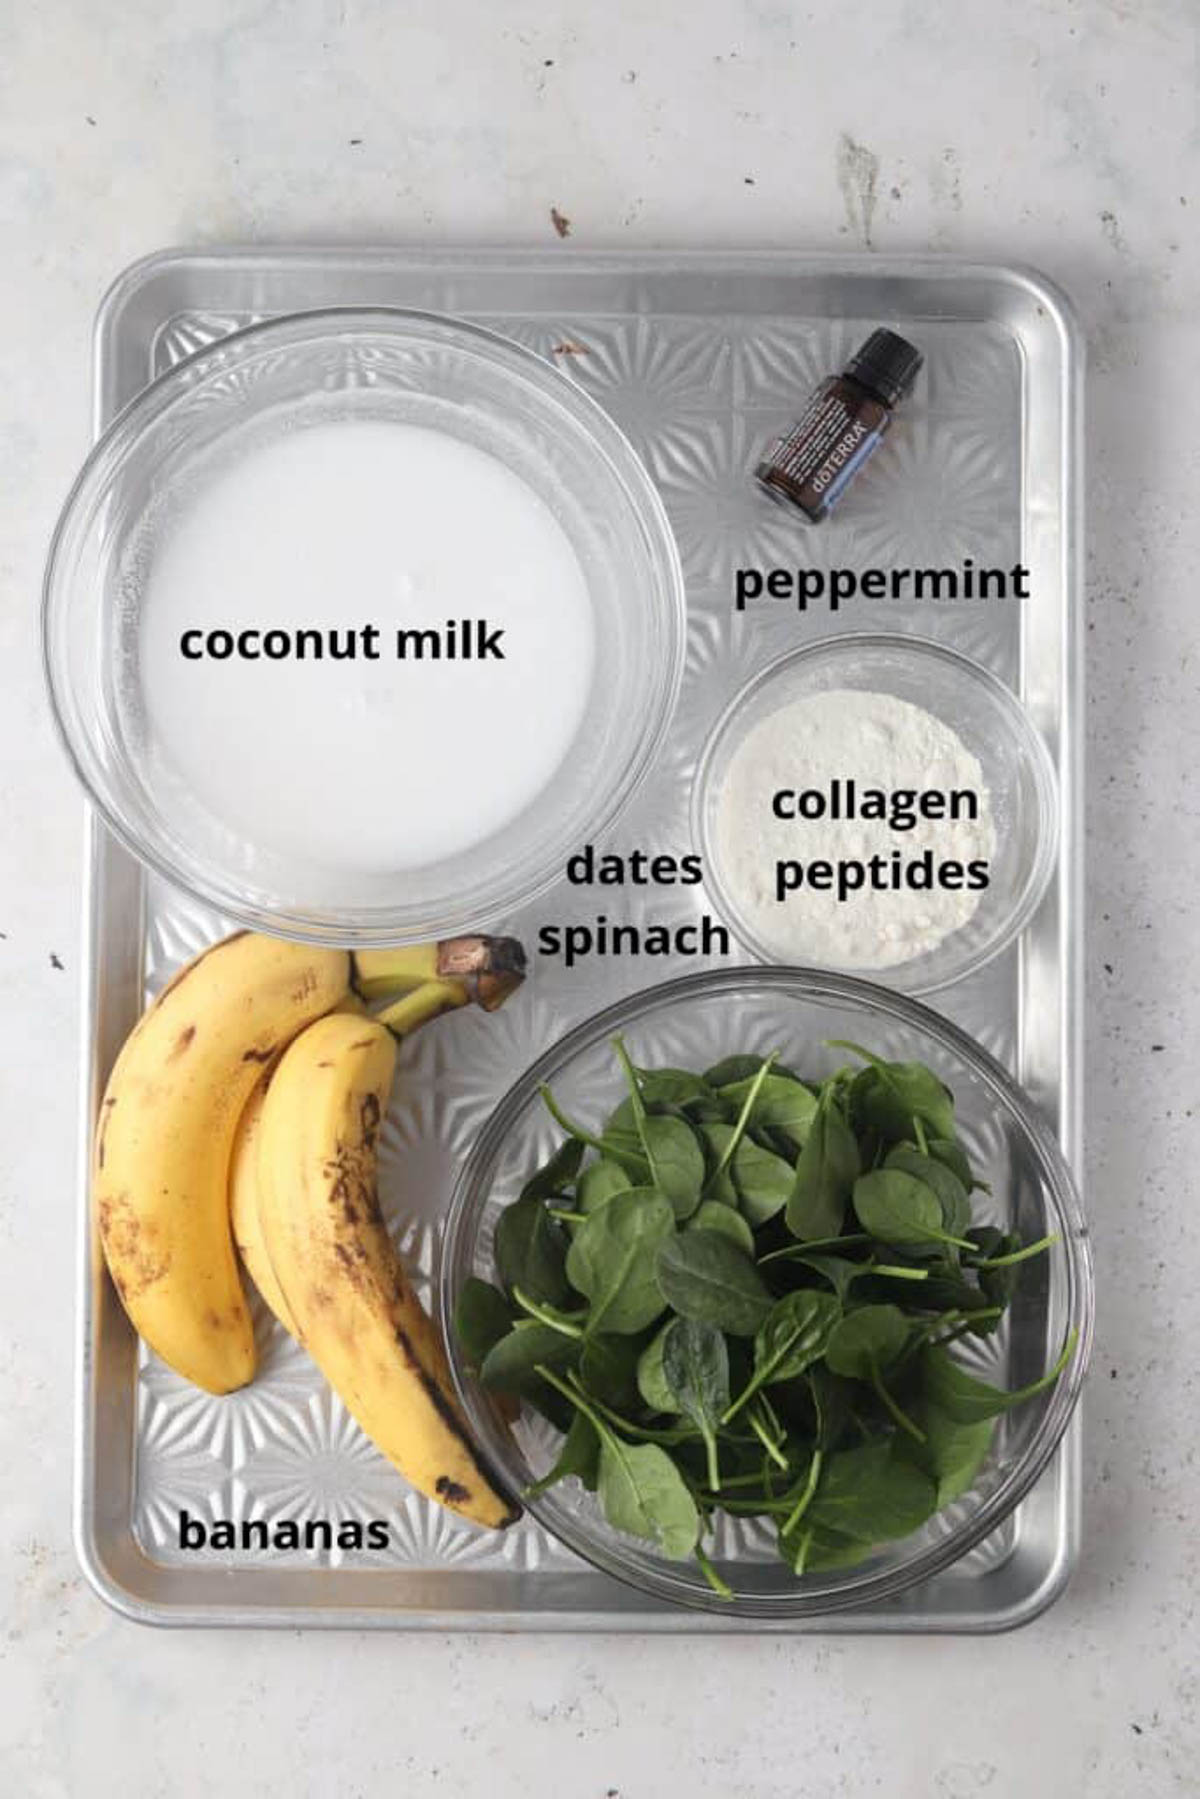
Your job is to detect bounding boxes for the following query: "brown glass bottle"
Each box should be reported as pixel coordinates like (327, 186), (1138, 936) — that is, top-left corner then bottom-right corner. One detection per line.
(756, 328), (922, 522)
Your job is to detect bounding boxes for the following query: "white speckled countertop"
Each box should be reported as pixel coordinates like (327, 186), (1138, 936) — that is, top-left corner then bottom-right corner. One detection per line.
(3, 3), (1197, 1794)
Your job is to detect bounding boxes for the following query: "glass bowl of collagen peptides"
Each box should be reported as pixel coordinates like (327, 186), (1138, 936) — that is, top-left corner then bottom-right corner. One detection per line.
(692, 634), (1058, 995)
(43, 308), (685, 944)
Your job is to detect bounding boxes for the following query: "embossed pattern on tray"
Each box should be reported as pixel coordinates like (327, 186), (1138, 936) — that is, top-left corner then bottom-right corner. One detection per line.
(133, 305), (1022, 1581)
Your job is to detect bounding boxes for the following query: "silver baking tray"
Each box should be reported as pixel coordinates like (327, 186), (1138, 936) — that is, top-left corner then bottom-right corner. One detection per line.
(74, 249), (1083, 1631)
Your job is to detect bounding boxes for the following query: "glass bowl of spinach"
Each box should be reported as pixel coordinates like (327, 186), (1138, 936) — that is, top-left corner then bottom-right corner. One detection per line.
(440, 967), (1092, 1617)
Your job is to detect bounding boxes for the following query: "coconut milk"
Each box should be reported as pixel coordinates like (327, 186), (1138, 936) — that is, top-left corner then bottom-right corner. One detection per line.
(137, 419), (596, 872)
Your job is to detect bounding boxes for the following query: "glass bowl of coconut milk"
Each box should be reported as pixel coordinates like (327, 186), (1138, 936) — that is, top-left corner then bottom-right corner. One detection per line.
(44, 309), (685, 942)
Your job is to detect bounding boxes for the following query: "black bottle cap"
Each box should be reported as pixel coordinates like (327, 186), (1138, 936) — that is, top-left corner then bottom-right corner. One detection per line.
(843, 329), (923, 406)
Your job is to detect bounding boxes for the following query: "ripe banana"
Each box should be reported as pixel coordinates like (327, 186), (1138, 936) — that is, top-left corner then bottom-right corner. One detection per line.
(96, 930), (526, 1396)
(229, 1066), (300, 1340)
(254, 1012), (519, 1530)
(227, 950), (523, 1342)
(95, 934), (350, 1393)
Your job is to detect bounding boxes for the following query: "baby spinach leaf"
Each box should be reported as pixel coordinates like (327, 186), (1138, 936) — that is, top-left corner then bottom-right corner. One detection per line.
(600, 1124), (654, 1181)
(638, 1116), (706, 1219)
(928, 1136), (982, 1193)
(565, 1186), (674, 1334)
(540, 1082), (626, 1161)
(978, 1260), (1023, 1321)
(685, 1199), (756, 1255)
(703, 1054), (769, 1088)
(453, 1277), (513, 1371)
(702, 1054), (777, 1201)
(785, 1088), (860, 1242)
(523, 1411), (599, 1499)
(537, 1365), (701, 1559)
(579, 1333), (642, 1410)
(819, 1063), (858, 1102)
(519, 1137), (585, 1204)
(603, 1095), (637, 1136)
(901, 1402), (995, 1505)
(825, 1304), (926, 1440)
(852, 1169), (972, 1251)
(905, 1264), (996, 1317)
(759, 1291), (843, 1381)
(716, 1072), (818, 1147)
(687, 1096), (737, 1125)
(921, 1331), (1078, 1423)
(494, 1194), (571, 1306)
(807, 1364), (852, 1451)
(782, 1521), (874, 1574)
(885, 1145), (973, 1241)
(480, 1322), (579, 1393)
(824, 1305), (910, 1379)
(613, 1037), (706, 1218)
(724, 1290), (841, 1422)
(662, 1318), (730, 1491)
(699, 1123), (741, 1208)
(597, 1098), (658, 1178)
(656, 1231), (773, 1338)
(634, 1066), (715, 1108)
(577, 1157), (634, 1213)
(538, 1085), (668, 1201)
(965, 1227), (1022, 1313)
(636, 1322), (679, 1414)
(832, 1041), (956, 1143)
(597, 1436), (701, 1560)
(731, 1133), (795, 1226)
(966, 1225), (1006, 1259)
(806, 1440), (938, 1542)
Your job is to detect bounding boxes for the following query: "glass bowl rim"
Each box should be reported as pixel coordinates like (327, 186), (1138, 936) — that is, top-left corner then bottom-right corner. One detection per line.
(440, 963), (1094, 1620)
(690, 631), (1061, 996)
(42, 305), (686, 945)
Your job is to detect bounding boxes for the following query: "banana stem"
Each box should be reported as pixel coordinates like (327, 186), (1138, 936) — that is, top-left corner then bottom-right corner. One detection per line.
(352, 937), (527, 1010)
(375, 981), (468, 1039)
(352, 945), (442, 999)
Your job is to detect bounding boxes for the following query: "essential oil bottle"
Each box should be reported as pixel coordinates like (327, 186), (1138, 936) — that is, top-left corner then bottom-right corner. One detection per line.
(755, 328), (923, 521)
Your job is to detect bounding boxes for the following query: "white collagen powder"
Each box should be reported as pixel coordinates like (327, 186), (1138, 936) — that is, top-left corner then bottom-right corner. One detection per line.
(713, 688), (995, 969)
